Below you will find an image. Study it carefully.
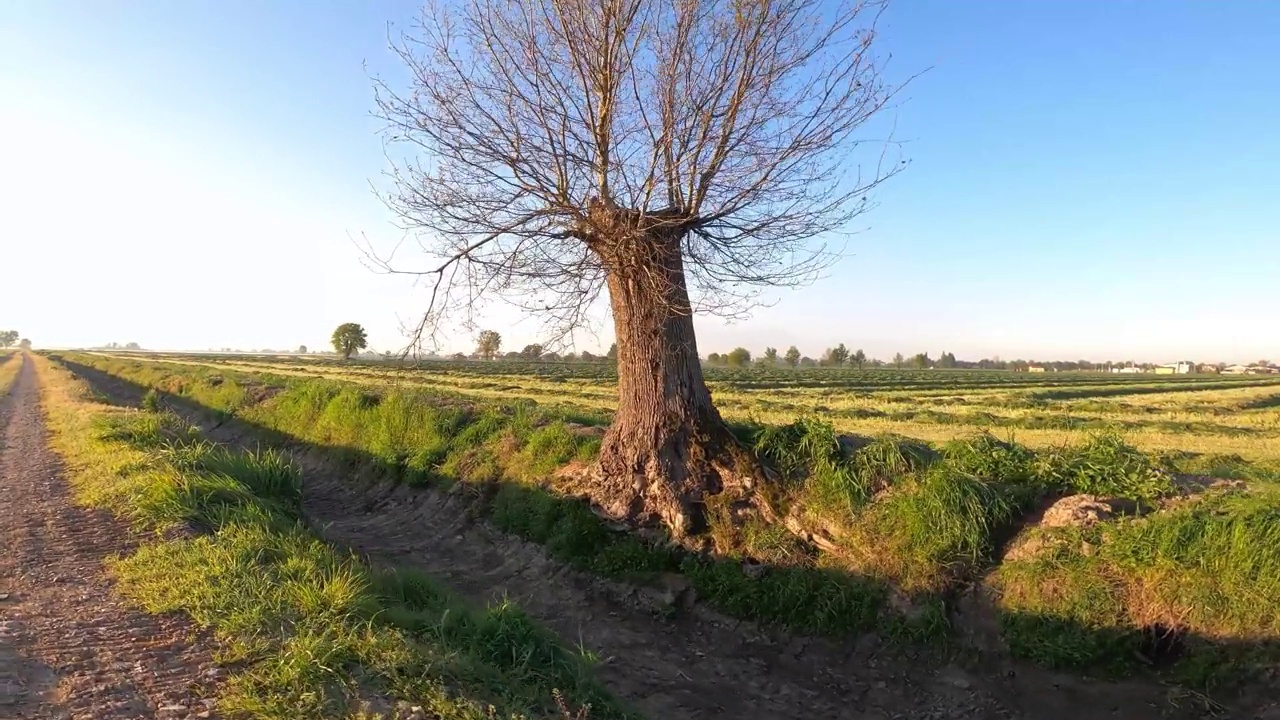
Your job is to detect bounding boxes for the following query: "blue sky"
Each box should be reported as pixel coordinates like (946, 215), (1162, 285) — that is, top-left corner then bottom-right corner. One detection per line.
(1, 1), (1276, 363)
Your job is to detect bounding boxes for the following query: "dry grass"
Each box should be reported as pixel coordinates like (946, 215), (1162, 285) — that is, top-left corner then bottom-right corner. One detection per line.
(0, 350), (22, 393)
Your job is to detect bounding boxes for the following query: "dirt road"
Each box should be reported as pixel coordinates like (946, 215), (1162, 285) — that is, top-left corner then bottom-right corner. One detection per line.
(62, 362), (1244, 720)
(0, 356), (219, 719)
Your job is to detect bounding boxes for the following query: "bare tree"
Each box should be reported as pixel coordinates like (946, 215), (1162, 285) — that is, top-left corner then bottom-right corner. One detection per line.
(372, 0), (906, 539)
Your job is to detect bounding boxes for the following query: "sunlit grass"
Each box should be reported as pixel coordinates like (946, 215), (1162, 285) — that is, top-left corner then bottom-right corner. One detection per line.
(0, 350), (22, 393)
(34, 354), (631, 720)
(52, 351), (1280, 691)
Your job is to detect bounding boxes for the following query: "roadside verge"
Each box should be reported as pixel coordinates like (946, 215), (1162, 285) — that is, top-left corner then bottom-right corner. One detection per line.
(32, 353), (629, 720)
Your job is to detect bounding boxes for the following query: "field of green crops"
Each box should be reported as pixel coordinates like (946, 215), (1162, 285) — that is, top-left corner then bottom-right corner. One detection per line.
(52, 350), (1280, 698)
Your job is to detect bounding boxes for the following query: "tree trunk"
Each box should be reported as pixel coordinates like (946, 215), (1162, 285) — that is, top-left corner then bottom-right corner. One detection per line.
(592, 225), (759, 541)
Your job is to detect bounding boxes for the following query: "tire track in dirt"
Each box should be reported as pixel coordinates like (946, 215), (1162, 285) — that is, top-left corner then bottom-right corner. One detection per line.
(68, 361), (1238, 720)
(0, 356), (220, 720)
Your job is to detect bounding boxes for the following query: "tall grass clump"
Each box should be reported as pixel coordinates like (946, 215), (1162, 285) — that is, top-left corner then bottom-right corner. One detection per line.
(753, 417), (867, 512)
(1037, 432), (1173, 501)
(753, 418), (935, 518)
(942, 432), (1048, 508)
(841, 466), (1016, 593)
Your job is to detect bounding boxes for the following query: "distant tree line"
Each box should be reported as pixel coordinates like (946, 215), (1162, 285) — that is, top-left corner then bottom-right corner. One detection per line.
(697, 347), (1211, 371)
(344, 324), (1246, 372)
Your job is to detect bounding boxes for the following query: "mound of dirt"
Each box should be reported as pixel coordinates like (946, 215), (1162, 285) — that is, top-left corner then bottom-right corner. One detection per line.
(1041, 494), (1117, 528)
(1040, 494), (1148, 529)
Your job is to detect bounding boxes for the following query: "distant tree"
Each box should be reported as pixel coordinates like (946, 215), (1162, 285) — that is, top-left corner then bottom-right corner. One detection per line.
(475, 330), (502, 360)
(763, 347), (779, 364)
(852, 348), (867, 369)
(450, 351), (467, 360)
(823, 343), (850, 366)
(520, 343), (544, 360)
(504, 351), (521, 360)
(331, 323), (368, 360)
(580, 350), (596, 362)
(0, 330), (18, 348)
(937, 351), (957, 369)
(910, 352), (932, 369)
(800, 356), (817, 367)
(726, 347), (752, 367)
(561, 351), (577, 361)
(124, 342), (142, 350)
(297, 344), (308, 354)
(19, 338), (32, 350)
(606, 343), (618, 361)
(706, 353), (722, 365)
(784, 346), (801, 368)
(893, 352), (905, 369)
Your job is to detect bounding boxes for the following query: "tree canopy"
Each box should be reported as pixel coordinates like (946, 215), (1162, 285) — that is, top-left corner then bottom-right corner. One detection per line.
(475, 330), (502, 360)
(331, 323), (368, 360)
(371, 0), (903, 349)
(369, 0), (904, 540)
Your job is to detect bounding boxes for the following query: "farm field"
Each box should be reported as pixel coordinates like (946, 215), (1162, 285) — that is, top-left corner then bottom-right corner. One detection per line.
(99, 351), (1280, 463)
(51, 348), (1280, 710)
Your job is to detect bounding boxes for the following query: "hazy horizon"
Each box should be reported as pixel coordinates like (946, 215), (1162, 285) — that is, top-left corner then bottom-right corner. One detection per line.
(2, 1), (1276, 364)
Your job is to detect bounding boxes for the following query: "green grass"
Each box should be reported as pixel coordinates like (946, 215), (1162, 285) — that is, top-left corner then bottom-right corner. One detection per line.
(0, 350), (22, 393)
(995, 489), (1280, 688)
(36, 354), (631, 720)
(48, 351), (1280, 690)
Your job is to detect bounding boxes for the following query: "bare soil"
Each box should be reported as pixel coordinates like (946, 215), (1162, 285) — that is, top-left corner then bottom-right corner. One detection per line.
(70, 363), (1262, 720)
(0, 356), (220, 719)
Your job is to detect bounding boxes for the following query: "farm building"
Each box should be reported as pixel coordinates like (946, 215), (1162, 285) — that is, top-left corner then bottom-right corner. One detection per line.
(1027, 366), (1047, 373)
(1222, 364), (1277, 375)
(1155, 361), (1193, 375)
(1112, 366), (1145, 374)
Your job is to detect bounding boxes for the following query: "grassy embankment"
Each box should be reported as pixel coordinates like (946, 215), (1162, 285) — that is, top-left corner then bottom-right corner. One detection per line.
(57, 352), (1280, 690)
(35, 354), (630, 720)
(0, 348), (20, 389)
(0, 349), (22, 392)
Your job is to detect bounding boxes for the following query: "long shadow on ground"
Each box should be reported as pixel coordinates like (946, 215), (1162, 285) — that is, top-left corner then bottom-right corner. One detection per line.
(60, 358), (1279, 720)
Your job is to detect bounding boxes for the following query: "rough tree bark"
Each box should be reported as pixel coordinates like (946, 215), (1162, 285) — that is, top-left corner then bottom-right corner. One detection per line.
(589, 207), (759, 539)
